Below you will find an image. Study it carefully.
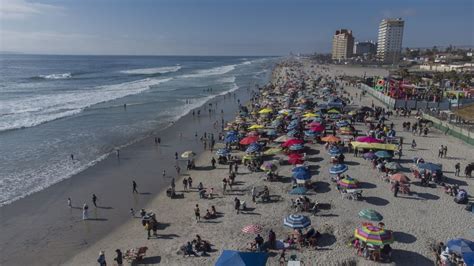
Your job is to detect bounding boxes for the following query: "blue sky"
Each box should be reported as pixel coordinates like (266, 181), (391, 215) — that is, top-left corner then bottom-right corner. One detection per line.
(0, 0), (472, 55)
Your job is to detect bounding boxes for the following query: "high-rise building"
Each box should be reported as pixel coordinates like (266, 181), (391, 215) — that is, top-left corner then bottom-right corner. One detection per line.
(354, 41), (377, 55)
(332, 29), (354, 60)
(376, 18), (404, 63)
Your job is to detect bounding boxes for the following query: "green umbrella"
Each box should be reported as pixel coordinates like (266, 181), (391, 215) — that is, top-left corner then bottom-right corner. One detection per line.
(358, 209), (383, 221)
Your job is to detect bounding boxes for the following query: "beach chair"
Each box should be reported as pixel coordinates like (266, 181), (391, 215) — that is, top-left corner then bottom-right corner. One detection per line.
(124, 246), (148, 262)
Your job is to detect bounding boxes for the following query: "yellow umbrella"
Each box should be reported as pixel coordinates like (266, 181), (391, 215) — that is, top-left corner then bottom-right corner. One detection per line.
(248, 124), (264, 130)
(303, 113), (318, 118)
(327, 109), (340, 114)
(181, 151), (196, 159)
(263, 147), (282, 155)
(258, 108), (273, 114)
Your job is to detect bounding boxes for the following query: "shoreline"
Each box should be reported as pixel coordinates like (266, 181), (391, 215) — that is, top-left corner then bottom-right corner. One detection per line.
(67, 60), (473, 266)
(0, 72), (264, 265)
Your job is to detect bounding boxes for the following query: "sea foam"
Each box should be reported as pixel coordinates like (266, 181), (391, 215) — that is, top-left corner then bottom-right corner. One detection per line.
(120, 65), (181, 75)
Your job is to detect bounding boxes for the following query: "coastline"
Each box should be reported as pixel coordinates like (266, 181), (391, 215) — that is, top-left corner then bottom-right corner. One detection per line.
(0, 74), (261, 265)
(66, 61), (473, 266)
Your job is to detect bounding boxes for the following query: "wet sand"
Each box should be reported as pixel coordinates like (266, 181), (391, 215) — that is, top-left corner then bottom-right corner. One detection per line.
(0, 87), (253, 266)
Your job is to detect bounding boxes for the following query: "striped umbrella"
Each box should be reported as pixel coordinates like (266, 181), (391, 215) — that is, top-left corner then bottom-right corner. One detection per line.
(242, 224), (263, 234)
(283, 214), (311, 229)
(329, 164), (348, 174)
(338, 176), (359, 188)
(358, 209), (383, 221)
(354, 225), (394, 246)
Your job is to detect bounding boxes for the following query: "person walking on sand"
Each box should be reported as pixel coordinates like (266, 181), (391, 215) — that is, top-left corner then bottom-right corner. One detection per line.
(130, 208), (135, 217)
(455, 163), (461, 176)
(162, 170), (166, 178)
(70, 154), (74, 161)
(234, 197), (241, 214)
(114, 249), (123, 266)
(68, 197), (72, 208)
(194, 204), (200, 222)
(211, 157), (216, 169)
(97, 251), (106, 266)
(443, 145), (447, 158)
(251, 186), (257, 203)
(222, 178), (228, 194)
(411, 139), (416, 149)
(175, 152), (179, 160)
(175, 165), (181, 175)
(132, 181), (138, 193)
(92, 194), (97, 207)
(183, 177), (188, 191)
(188, 176), (193, 188)
(82, 203), (89, 220)
(116, 149), (120, 158)
(171, 177), (175, 190)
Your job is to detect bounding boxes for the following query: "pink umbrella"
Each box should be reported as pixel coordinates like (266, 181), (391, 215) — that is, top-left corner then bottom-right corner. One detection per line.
(310, 124), (325, 132)
(356, 136), (383, 143)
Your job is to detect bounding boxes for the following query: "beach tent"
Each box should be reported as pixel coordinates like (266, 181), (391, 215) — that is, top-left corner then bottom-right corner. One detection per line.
(215, 250), (268, 266)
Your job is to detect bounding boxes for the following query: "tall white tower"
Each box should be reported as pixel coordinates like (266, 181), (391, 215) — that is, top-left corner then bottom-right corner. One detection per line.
(376, 18), (404, 64)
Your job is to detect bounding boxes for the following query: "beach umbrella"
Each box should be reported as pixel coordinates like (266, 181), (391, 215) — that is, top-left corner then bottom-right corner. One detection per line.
(338, 127), (353, 135)
(289, 144), (305, 151)
(242, 224), (264, 234)
(327, 109), (341, 114)
(274, 135), (291, 142)
(303, 112), (318, 118)
(246, 145), (260, 154)
(239, 136), (259, 145)
(288, 153), (303, 159)
(292, 171), (311, 180)
(215, 250), (268, 266)
(283, 214), (311, 229)
(224, 134), (239, 143)
(282, 139), (303, 147)
(247, 131), (260, 137)
(258, 108), (273, 114)
(358, 209), (383, 222)
(328, 146), (342, 156)
(354, 225), (394, 246)
(304, 130), (319, 137)
(287, 130), (298, 137)
(288, 157), (304, 165)
(375, 150), (392, 158)
(278, 109), (292, 115)
(321, 135), (341, 143)
(462, 252), (474, 266)
(446, 239), (474, 255)
(289, 186), (308, 195)
(248, 124), (264, 130)
(329, 164), (348, 174)
(363, 152), (376, 160)
(266, 129), (277, 136)
(287, 124), (298, 131)
(416, 162), (442, 172)
(310, 124), (325, 132)
(292, 166), (309, 173)
(336, 120), (350, 127)
(385, 162), (402, 171)
(263, 147), (282, 156)
(216, 148), (230, 156)
(338, 176), (359, 188)
(356, 136), (383, 143)
(260, 161), (277, 172)
(181, 151), (196, 159)
(390, 173), (410, 183)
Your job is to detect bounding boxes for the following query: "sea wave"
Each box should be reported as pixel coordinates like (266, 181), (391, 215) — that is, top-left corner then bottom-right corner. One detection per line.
(37, 73), (73, 80)
(180, 64), (236, 78)
(121, 66), (181, 75)
(0, 78), (172, 132)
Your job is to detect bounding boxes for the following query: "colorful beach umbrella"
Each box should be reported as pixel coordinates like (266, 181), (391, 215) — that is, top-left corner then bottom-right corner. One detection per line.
(338, 176), (359, 188)
(248, 124), (264, 130)
(375, 150), (392, 158)
(274, 135), (291, 142)
(260, 162), (277, 172)
(224, 134), (239, 143)
(288, 157), (304, 165)
(263, 147), (282, 155)
(286, 130), (298, 137)
(292, 166), (309, 173)
(321, 135), (341, 143)
(289, 187), (308, 195)
(309, 124), (325, 132)
(258, 108), (273, 114)
(242, 224), (263, 234)
(363, 152), (376, 160)
(358, 209), (383, 222)
(282, 139), (304, 147)
(356, 136), (383, 143)
(239, 136), (259, 145)
(390, 173), (410, 183)
(446, 238), (474, 255)
(328, 146), (342, 156)
(329, 164), (348, 174)
(416, 162), (442, 172)
(293, 171), (311, 180)
(354, 225), (394, 246)
(283, 214), (311, 229)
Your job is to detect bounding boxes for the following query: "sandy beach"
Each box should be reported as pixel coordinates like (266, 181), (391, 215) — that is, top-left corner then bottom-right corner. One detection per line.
(4, 59), (472, 266)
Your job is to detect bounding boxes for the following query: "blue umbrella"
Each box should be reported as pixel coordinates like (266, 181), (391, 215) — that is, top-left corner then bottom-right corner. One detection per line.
(283, 214), (311, 229)
(292, 166), (309, 173)
(447, 239), (474, 255)
(336, 120), (349, 127)
(289, 144), (304, 151)
(328, 146), (342, 156)
(287, 124), (298, 131)
(266, 130), (277, 136)
(224, 135), (239, 143)
(375, 150), (393, 158)
(246, 144), (261, 153)
(292, 171), (311, 180)
(363, 152), (376, 160)
(462, 252), (474, 266)
(287, 130), (298, 136)
(289, 187), (308, 195)
(216, 148), (230, 156)
(329, 164), (348, 174)
(304, 130), (319, 137)
(215, 250), (268, 266)
(417, 162), (442, 172)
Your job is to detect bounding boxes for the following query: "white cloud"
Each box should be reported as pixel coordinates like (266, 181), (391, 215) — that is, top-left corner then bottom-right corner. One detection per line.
(0, 0), (63, 19)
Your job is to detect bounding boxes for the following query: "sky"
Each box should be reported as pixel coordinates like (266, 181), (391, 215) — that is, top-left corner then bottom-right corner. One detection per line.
(0, 0), (472, 55)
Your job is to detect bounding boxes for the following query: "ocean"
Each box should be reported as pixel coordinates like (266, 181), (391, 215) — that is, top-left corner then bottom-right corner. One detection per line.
(0, 55), (276, 206)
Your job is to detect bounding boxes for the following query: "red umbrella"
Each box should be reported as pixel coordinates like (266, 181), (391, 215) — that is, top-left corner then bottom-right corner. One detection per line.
(310, 124), (325, 132)
(282, 139), (303, 147)
(288, 153), (303, 159)
(309, 122), (322, 127)
(239, 136), (259, 145)
(288, 157), (304, 165)
(242, 224), (263, 234)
